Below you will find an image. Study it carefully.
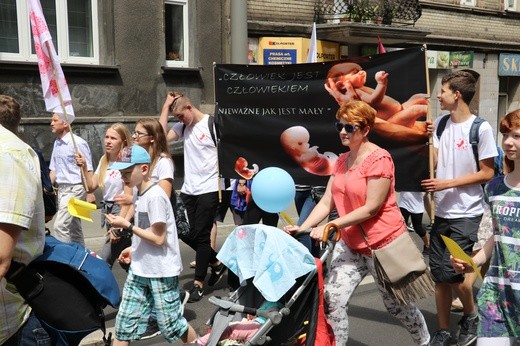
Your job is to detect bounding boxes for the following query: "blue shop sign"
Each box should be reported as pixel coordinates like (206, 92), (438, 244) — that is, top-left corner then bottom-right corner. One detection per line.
(499, 53), (520, 76)
(263, 49), (297, 65)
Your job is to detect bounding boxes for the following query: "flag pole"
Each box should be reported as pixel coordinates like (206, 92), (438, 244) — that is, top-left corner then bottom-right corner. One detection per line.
(423, 44), (435, 221)
(45, 41), (88, 192)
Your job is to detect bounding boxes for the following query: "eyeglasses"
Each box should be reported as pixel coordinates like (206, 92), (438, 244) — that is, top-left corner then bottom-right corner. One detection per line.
(335, 122), (358, 133)
(133, 131), (151, 138)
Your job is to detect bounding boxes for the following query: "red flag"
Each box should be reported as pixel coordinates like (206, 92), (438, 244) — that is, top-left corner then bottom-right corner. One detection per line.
(377, 36), (386, 54)
(28, 0), (75, 123)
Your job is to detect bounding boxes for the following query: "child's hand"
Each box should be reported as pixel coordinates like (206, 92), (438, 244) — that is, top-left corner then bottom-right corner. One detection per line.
(283, 225), (300, 235)
(118, 247), (132, 265)
(450, 255), (474, 274)
(105, 214), (129, 229)
(375, 71), (389, 84)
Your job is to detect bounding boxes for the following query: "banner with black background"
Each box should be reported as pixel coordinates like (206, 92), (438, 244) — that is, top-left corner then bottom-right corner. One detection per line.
(215, 46), (429, 191)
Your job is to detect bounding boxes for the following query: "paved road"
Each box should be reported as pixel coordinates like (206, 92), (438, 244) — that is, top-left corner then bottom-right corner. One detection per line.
(70, 206), (474, 346)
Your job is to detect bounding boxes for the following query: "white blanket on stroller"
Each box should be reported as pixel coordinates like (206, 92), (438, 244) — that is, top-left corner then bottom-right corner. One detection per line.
(217, 224), (316, 301)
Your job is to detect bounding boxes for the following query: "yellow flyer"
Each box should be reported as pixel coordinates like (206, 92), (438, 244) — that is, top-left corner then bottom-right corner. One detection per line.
(441, 235), (482, 280)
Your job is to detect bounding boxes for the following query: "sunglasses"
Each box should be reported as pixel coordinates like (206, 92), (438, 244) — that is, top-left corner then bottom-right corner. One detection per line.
(335, 122), (358, 133)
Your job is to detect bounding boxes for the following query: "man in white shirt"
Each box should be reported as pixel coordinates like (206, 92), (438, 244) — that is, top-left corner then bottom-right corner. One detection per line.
(159, 92), (226, 302)
(49, 113), (93, 245)
(422, 71), (498, 346)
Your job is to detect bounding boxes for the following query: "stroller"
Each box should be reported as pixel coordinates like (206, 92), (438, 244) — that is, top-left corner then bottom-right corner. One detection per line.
(199, 223), (340, 346)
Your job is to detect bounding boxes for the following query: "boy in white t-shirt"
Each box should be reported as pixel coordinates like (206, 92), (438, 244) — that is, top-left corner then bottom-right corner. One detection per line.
(421, 71), (498, 346)
(105, 145), (196, 345)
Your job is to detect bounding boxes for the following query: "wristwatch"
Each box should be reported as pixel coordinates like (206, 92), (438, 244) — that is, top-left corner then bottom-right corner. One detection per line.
(123, 224), (134, 236)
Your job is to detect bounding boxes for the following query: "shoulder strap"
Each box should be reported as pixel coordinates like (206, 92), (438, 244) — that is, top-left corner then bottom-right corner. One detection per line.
(435, 115), (450, 140)
(208, 115), (217, 146)
(469, 117), (485, 167)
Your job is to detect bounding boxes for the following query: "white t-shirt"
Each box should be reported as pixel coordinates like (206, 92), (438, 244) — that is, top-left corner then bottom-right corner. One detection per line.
(173, 114), (219, 195)
(132, 155), (174, 199)
(130, 184), (182, 278)
(95, 162), (124, 201)
(398, 191), (424, 214)
(151, 155), (174, 184)
(433, 115), (498, 218)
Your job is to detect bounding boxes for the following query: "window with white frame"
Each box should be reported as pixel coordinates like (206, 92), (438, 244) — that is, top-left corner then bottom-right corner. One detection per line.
(164, 0), (189, 67)
(505, 0), (518, 11)
(460, 0), (476, 6)
(0, 0), (98, 64)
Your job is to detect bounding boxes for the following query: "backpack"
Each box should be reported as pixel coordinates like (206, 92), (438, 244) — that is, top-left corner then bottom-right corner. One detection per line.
(6, 236), (121, 346)
(33, 147), (57, 218)
(436, 115), (504, 177)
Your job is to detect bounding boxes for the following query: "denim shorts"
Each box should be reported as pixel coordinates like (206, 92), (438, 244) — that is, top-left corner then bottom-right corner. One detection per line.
(429, 215), (481, 284)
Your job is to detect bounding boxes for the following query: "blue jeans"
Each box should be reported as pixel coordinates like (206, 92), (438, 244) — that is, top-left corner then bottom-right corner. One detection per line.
(295, 190), (316, 226)
(3, 313), (51, 346)
(294, 190), (319, 256)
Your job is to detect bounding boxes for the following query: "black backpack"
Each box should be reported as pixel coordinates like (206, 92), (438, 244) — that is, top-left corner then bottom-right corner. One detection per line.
(436, 115), (504, 177)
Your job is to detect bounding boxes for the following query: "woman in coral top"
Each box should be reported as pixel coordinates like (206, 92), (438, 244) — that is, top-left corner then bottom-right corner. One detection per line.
(285, 100), (430, 345)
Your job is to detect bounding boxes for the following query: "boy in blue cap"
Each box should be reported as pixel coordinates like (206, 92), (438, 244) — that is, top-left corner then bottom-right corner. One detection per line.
(105, 145), (196, 345)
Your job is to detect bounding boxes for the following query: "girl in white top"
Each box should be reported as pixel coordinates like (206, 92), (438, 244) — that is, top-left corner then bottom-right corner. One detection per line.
(132, 118), (174, 197)
(75, 123), (133, 268)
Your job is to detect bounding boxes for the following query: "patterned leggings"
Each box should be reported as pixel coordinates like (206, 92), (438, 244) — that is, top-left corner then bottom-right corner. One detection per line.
(325, 240), (430, 346)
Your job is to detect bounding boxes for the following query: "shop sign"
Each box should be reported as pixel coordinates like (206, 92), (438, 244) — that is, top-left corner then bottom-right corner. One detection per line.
(449, 51), (473, 68)
(426, 50), (450, 69)
(426, 50), (473, 69)
(258, 37), (339, 65)
(499, 53), (520, 76)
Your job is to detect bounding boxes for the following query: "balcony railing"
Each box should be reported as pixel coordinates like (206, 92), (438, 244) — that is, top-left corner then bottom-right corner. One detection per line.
(314, 0), (422, 26)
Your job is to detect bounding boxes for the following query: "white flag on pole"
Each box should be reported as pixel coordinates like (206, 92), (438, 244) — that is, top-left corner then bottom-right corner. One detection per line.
(28, 0), (75, 123)
(306, 22), (317, 63)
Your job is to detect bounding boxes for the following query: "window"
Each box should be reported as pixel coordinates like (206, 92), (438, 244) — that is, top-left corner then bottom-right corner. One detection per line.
(460, 0), (476, 6)
(0, 0), (98, 64)
(165, 0), (189, 67)
(505, 0), (518, 11)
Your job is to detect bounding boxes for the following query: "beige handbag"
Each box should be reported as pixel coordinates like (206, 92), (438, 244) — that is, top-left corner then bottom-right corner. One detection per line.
(360, 225), (435, 305)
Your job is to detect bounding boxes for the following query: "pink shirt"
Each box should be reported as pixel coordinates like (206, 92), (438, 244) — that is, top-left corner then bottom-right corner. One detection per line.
(332, 148), (405, 254)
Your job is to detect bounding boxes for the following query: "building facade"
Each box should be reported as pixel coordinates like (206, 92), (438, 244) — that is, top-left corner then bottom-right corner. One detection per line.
(1, 0), (519, 169)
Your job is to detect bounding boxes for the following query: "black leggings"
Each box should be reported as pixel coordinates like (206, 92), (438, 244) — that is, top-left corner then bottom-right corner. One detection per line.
(400, 207), (426, 238)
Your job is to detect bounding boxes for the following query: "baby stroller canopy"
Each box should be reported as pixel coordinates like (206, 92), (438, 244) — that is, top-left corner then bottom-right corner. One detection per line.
(217, 224), (316, 301)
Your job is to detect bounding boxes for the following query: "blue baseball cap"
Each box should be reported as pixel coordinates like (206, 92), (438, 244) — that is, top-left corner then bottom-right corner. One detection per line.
(109, 145), (151, 170)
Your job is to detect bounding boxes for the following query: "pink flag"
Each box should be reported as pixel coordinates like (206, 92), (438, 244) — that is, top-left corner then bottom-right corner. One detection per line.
(377, 36), (387, 54)
(28, 0), (75, 123)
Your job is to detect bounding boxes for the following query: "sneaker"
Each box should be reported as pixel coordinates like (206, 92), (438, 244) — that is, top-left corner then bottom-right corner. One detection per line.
(457, 314), (478, 346)
(180, 290), (189, 314)
(188, 283), (204, 303)
(430, 329), (451, 346)
(139, 318), (161, 340)
(208, 262), (227, 287)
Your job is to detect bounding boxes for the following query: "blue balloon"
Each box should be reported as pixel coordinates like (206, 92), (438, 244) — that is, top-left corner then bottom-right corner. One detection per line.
(251, 167), (295, 213)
